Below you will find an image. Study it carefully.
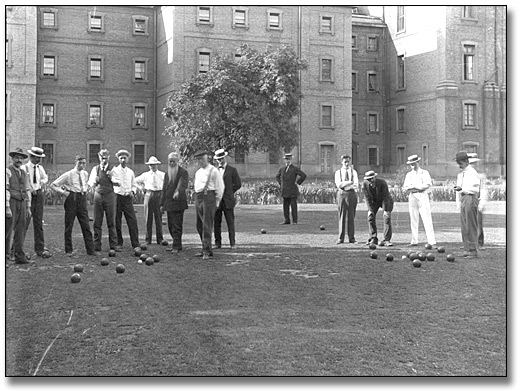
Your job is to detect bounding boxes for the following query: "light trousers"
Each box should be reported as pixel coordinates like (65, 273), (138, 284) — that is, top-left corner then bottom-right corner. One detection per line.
(408, 192), (436, 245)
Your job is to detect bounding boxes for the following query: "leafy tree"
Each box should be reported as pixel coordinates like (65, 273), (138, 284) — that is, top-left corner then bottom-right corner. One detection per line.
(162, 44), (307, 160)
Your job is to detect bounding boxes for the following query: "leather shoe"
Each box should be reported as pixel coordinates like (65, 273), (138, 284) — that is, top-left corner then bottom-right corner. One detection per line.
(279, 221), (290, 225)
(335, 239), (344, 244)
(194, 252), (213, 257)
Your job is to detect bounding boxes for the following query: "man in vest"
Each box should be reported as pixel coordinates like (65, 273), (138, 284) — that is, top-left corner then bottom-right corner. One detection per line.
(23, 146), (49, 257)
(276, 153), (307, 225)
(88, 149), (119, 253)
(135, 156), (165, 245)
(6, 148), (32, 264)
(334, 154), (359, 244)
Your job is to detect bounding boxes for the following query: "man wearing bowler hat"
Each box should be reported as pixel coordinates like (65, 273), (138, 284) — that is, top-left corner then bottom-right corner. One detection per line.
(6, 148), (32, 264)
(135, 156), (166, 245)
(362, 170), (394, 247)
(213, 149), (242, 249)
(402, 154), (437, 247)
(111, 149), (140, 250)
(276, 153), (307, 225)
(334, 154), (359, 244)
(88, 149), (119, 253)
(23, 146), (49, 257)
(454, 151), (481, 258)
(468, 152), (488, 248)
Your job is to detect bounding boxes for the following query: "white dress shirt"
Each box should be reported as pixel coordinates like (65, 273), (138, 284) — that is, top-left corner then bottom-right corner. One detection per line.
(111, 165), (137, 196)
(52, 168), (89, 194)
(403, 168), (432, 199)
(23, 161), (48, 192)
(194, 164), (224, 205)
(135, 170), (165, 191)
(334, 166), (358, 191)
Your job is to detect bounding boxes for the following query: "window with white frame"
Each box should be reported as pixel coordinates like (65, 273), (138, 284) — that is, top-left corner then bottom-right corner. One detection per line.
(6, 36), (12, 67)
(133, 58), (148, 82)
(396, 107), (405, 132)
(396, 145), (406, 166)
(132, 103), (148, 128)
(462, 101), (478, 129)
(367, 112), (379, 133)
(320, 15), (334, 34)
(133, 15), (149, 35)
(367, 36), (378, 51)
(41, 8), (58, 29)
(232, 7), (249, 28)
(267, 9), (282, 30)
(397, 54), (405, 90)
(367, 71), (377, 92)
(352, 71), (358, 91)
(197, 49), (211, 74)
(40, 102), (56, 126)
(320, 144), (334, 174)
(462, 6), (477, 19)
(368, 146), (379, 166)
(320, 56), (334, 82)
(41, 54), (57, 78)
(6, 91), (12, 122)
(88, 56), (104, 81)
(320, 103), (334, 128)
(463, 44), (476, 81)
(88, 142), (102, 165)
(88, 12), (104, 32)
(41, 142), (55, 165)
(133, 143), (146, 165)
(197, 6), (213, 25)
(397, 6), (405, 32)
(87, 102), (104, 127)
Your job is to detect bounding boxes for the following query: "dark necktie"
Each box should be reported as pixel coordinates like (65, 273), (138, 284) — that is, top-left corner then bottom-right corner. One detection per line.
(78, 171), (84, 193)
(33, 165), (37, 184)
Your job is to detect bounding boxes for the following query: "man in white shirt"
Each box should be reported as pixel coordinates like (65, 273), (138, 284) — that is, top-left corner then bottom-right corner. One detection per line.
(334, 155), (359, 244)
(135, 156), (166, 245)
(111, 149), (140, 250)
(468, 153), (488, 249)
(23, 147), (49, 257)
(454, 151), (481, 258)
(402, 154), (437, 247)
(50, 155), (96, 257)
(193, 150), (224, 260)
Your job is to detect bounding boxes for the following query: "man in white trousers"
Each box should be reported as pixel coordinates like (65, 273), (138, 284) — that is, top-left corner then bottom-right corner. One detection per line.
(402, 154), (437, 247)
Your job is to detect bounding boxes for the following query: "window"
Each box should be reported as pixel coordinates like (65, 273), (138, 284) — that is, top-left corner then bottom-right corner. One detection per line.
(397, 146), (406, 166)
(133, 16), (149, 35)
(41, 103), (56, 126)
(463, 6), (476, 19)
(6, 91), (12, 122)
(463, 44), (475, 81)
(397, 54), (405, 90)
(352, 113), (358, 134)
(88, 12), (104, 32)
(367, 71), (377, 92)
(352, 72), (358, 91)
(41, 8), (58, 29)
(232, 7), (249, 28)
(197, 6), (213, 25)
(269, 150), (280, 164)
(6, 36), (12, 67)
(41, 143), (55, 165)
(351, 35), (357, 49)
(197, 49), (211, 74)
(367, 36), (378, 51)
(422, 144), (429, 166)
(320, 57), (333, 82)
(41, 55), (57, 78)
(87, 101), (104, 128)
(88, 56), (104, 81)
(367, 112), (379, 133)
(320, 104), (334, 128)
(88, 143), (102, 165)
(462, 142), (479, 154)
(133, 58), (149, 82)
(267, 9), (282, 30)
(133, 143), (146, 165)
(234, 147), (246, 164)
(462, 101), (478, 129)
(132, 103), (148, 129)
(368, 147), (379, 166)
(320, 15), (333, 34)
(320, 144), (334, 174)
(397, 6), (405, 32)
(396, 108), (405, 132)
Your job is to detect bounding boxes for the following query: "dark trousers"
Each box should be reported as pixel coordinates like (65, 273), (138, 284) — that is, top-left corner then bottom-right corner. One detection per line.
(214, 204), (236, 246)
(478, 210), (484, 246)
(282, 197), (298, 223)
(6, 198), (28, 262)
(167, 210), (185, 251)
(115, 194), (140, 248)
(144, 191), (163, 244)
(93, 191), (118, 251)
(25, 189), (45, 254)
(338, 190), (357, 242)
(367, 206), (392, 243)
(460, 194), (479, 253)
(196, 191), (216, 255)
(64, 192), (94, 254)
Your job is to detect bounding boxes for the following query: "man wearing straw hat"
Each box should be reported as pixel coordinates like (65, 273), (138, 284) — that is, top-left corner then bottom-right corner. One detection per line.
(402, 154), (437, 247)
(454, 151), (481, 258)
(6, 148), (32, 264)
(467, 152), (488, 249)
(23, 146), (49, 257)
(111, 149), (140, 250)
(362, 170), (394, 247)
(88, 148), (119, 253)
(213, 149), (242, 250)
(135, 156), (165, 245)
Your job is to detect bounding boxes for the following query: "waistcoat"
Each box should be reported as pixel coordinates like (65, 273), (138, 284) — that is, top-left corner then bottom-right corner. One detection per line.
(8, 165), (28, 201)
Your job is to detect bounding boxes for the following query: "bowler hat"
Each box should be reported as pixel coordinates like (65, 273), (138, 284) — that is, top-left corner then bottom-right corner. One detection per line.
(364, 170), (378, 180)
(115, 149), (131, 158)
(213, 149), (228, 160)
(467, 152), (480, 163)
(145, 156), (161, 165)
(9, 147), (29, 159)
(194, 150), (208, 158)
(406, 154), (421, 164)
(454, 151), (469, 162)
(27, 146), (45, 158)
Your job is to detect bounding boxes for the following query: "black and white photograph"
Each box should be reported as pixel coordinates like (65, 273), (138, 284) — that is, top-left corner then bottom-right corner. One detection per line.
(3, 3), (511, 382)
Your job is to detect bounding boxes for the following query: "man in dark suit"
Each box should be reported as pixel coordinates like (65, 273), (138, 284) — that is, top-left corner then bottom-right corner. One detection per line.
(362, 170), (394, 247)
(276, 153), (307, 225)
(213, 149), (242, 249)
(160, 152), (188, 253)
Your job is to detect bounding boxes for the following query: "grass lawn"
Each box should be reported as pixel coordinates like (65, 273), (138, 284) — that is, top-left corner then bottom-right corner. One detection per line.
(5, 201), (506, 376)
